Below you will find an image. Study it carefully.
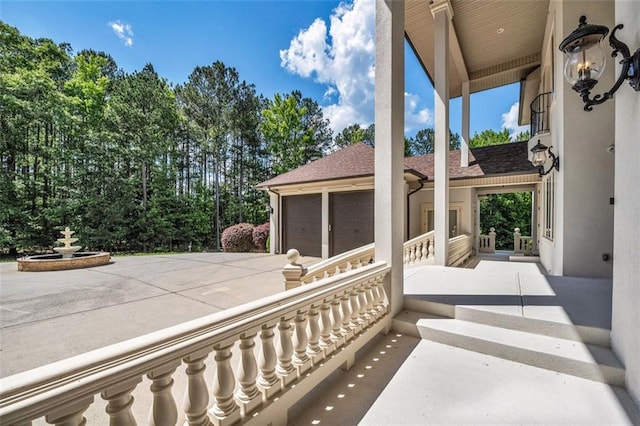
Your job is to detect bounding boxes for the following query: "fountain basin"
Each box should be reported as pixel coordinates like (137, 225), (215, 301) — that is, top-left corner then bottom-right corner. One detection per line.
(17, 252), (112, 272)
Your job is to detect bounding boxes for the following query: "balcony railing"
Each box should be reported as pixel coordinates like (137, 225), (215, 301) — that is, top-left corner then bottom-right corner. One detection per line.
(285, 231), (473, 289)
(0, 262), (390, 425)
(530, 92), (552, 137)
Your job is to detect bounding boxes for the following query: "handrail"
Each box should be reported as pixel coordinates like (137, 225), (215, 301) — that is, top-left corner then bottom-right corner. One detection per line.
(448, 234), (473, 266)
(302, 243), (375, 284)
(0, 262), (390, 425)
(530, 92), (552, 137)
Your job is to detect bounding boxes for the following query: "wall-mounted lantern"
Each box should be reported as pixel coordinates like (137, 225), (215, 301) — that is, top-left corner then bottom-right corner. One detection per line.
(559, 15), (639, 111)
(530, 141), (559, 176)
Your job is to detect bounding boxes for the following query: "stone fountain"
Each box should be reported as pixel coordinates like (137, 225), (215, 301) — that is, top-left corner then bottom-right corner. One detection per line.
(53, 227), (81, 258)
(17, 227), (111, 272)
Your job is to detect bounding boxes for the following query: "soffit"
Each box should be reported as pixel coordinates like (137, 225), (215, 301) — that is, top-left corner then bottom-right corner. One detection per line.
(405, 0), (549, 98)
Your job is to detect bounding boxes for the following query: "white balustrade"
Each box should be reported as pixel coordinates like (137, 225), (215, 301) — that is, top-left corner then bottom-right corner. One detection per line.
(514, 228), (533, 255)
(0, 262), (390, 426)
(284, 227), (476, 299)
(479, 227), (496, 253)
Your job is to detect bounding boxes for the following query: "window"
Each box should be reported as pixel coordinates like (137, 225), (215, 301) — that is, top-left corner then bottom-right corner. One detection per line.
(542, 173), (555, 240)
(421, 203), (461, 238)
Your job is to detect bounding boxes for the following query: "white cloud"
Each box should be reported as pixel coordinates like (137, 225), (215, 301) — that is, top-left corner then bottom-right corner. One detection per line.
(405, 92), (433, 132)
(280, 0), (432, 135)
(501, 102), (530, 140)
(108, 20), (134, 47)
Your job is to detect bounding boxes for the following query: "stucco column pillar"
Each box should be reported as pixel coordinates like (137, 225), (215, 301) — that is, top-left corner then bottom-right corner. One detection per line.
(431, 0), (452, 265)
(531, 188), (538, 255)
(375, 0), (404, 316)
(269, 192), (279, 255)
(461, 80), (470, 168)
(321, 189), (329, 259)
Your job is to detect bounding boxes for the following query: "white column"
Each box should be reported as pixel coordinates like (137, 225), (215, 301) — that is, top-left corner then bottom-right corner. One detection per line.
(375, 0), (405, 316)
(531, 188), (538, 255)
(269, 191), (279, 254)
(431, 0), (452, 265)
(321, 189), (329, 258)
(461, 80), (470, 168)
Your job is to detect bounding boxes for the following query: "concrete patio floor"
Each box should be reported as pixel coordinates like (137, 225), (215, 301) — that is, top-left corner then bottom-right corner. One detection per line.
(0, 252), (319, 377)
(290, 256), (640, 425)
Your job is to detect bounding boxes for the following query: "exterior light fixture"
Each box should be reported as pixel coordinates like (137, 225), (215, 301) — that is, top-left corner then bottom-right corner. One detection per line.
(559, 15), (640, 111)
(265, 203), (273, 215)
(530, 141), (559, 176)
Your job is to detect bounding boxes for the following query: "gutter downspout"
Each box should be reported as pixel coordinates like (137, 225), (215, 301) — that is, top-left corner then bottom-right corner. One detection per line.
(266, 188), (281, 254)
(407, 178), (428, 238)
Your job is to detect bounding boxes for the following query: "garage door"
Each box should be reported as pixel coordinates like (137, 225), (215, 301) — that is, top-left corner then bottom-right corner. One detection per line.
(330, 190), (374, 256)
(283, 194), (322, 257)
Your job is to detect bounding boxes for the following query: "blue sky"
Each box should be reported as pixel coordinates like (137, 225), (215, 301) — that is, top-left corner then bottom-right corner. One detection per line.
(1, 0), (527, 138)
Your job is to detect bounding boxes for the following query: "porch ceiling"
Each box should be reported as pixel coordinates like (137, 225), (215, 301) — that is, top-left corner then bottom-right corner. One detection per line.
(405, 0), (549, 98)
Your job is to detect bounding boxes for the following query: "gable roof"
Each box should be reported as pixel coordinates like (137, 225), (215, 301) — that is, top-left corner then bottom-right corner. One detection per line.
(405, 141), (537, 179)
(257, 140), (537, 189)
(257, 142), (425, 188)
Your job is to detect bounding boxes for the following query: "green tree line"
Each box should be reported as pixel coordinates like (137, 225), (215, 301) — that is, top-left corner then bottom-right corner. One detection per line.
(1, 22), (531, 256)
(0, 22), (331, 254)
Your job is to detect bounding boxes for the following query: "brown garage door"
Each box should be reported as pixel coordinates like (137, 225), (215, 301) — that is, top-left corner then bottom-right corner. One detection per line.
(283, 194), (322, 257)
(330, 190), (374, 256)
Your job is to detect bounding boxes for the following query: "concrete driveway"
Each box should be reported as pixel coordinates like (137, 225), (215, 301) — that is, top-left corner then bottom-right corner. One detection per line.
(0, 252), (319, 378)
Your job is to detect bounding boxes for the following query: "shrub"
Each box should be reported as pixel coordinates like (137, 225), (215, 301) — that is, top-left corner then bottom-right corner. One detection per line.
(252, 223), (270, 252)
(221, 223), (255, 252)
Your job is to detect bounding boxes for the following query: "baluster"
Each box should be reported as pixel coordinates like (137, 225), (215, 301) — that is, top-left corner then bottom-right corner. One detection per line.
(209, 342), (241, 426)
(306, 306), (323, 365)
(368, 277), (381, 320)
(326, 267), (336, 277)
(349, 259), (359, 271)
(357, 282), (371, 327)
(183, 350), (212, 426)
(276, 317), (297, 387)
(148, 362), (179, 426)
(340, 291), (354, 342)
(235, 333), (261, 417)
(364, 278), (377, 321)
(292, 311), (312, 375)
(409, 245), (417, 264)
(373, 275), (387, 318)
(257, 324), (281, 401)
(318, 301), (335, 356)
(404, 247), (410, 264)
(349, 287), (362, 334)
(330, 296), (345, 348)
(102, 378), (142, 426)
(428, 236), (435, 260)
(45, 397), (93, 426)
(421, 241), (428, 261)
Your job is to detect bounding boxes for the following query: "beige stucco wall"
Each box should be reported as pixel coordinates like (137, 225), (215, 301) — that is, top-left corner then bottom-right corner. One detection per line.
(612, 0), (640, 407)
(542, 0), (615, 278)
(408, 187), (474, 239)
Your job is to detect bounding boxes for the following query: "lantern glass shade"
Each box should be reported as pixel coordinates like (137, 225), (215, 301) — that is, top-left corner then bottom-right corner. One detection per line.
(530, 142), (548, 167)
(532, 150), (547, 167)
(563, 40), (606, 85)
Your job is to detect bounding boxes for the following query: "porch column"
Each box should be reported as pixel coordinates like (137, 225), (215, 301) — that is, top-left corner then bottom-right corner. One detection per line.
(431, 0), (452, 265)
(268, 191), (279, 255)
(321, 189), (329, 259)
(531, 188), (539, 255)
(461, 80), (470, 167)
(375, 0), (404, 316)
